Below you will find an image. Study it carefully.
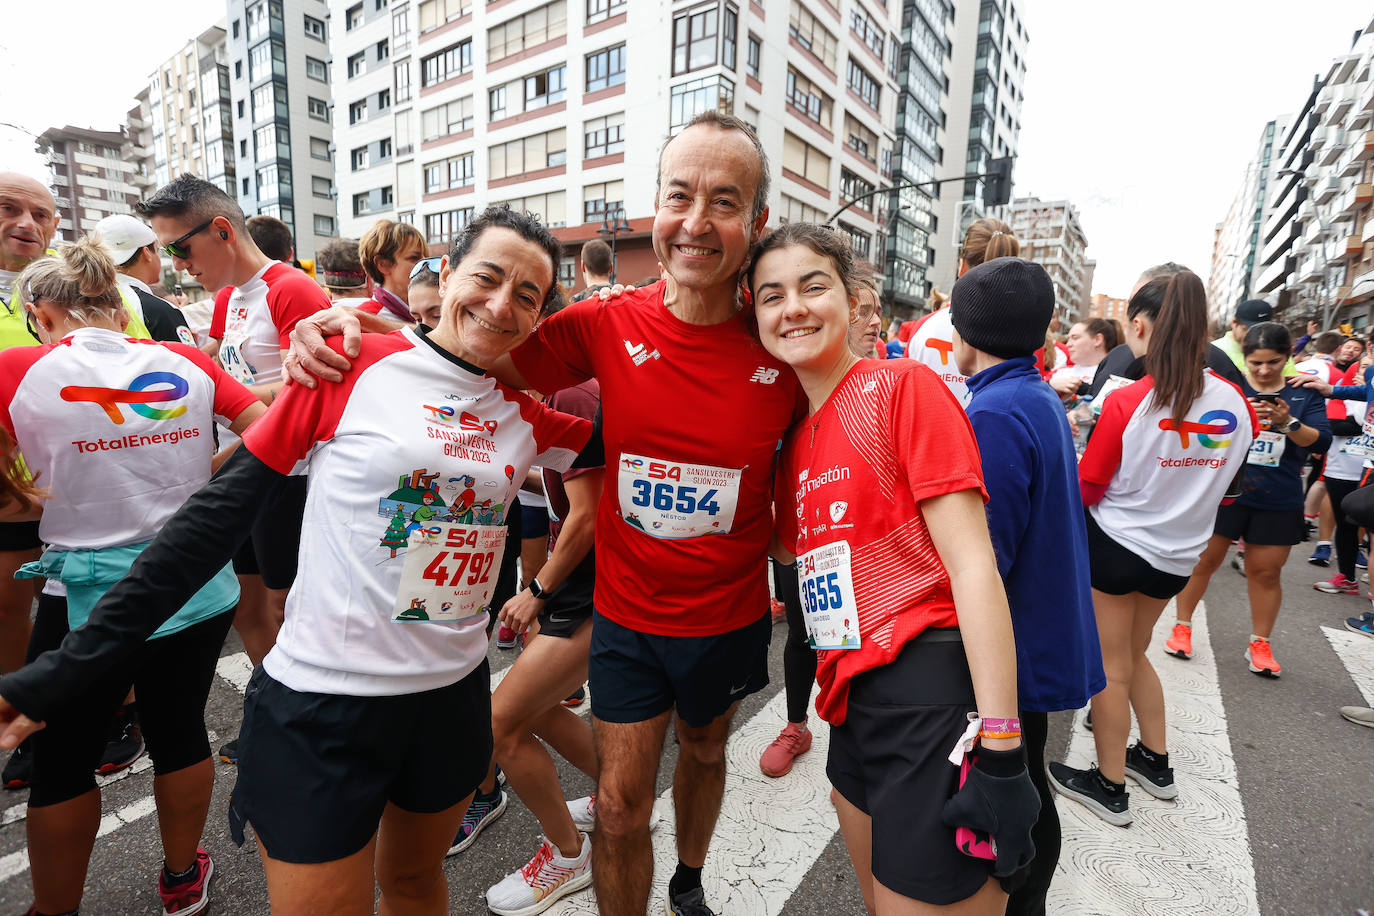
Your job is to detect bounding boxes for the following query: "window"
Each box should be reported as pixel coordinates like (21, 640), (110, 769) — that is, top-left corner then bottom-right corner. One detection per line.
(888, 35), (900, 79)
(377, 0), (388, 9)
(349, 99), (368, 123)
(304, 14), (325, 40)
(488, 1), (567, 61)
(421, 39), (472, 86)
(240, 139), (249, 157)
(846, 58), (879, 109)
(395, 61), (411, 102)
(241, 177), (250, 196)
(424, 152), (475, 191)
(722, 5), (737, 71)
(346, 3), (364, 29)
(778, 194), (825, 224)
(393, 5), (411, 51)
(489, 128), (567, 180)
(491, 191), (565, 227)
(377, 39), (390, 61)
(379, 138), (394, 161)
(669, 74), (734, 133)
(849, 8), (883, 58)
(258, 203), (280, 219)
(312, 176), (333, 198)
(353, 192), (374, 216)
(418, 0), (470, 32)
(583, 179), (624, 223)
(256, 163), (279, 198)
(788, 2), (837, 71)
(840, 169), (874, 204)
(785, 67), (832, 128)
(672, 4), (717, 76)
(587, 0), (624, 24)
(381, 186), (394, 206)
(246, 2), (269, 41)
(782, 131), (829, 188)
(399, 211), (415, 225)
(232, 19), (240, 38)
(489, 85), (507, 120)
(525, 64), (566, 109)
(315, 214), (336, 235)
(839, 222), (871, 260)
(311, 137), (332, 159)
(585, 44), (625, 92)
(251, 82), (285, 121)
(248, 41), (272, 81)
(378, 88), (392, 110)
(559, 258), (576, 286)
(235, 60), (243, 79)
(306, 56), (328, 81)
(844, 115), (876, 162)
(424, 207), (474, 244)
(237, 99), (245, 118)
(584, 112), (624, 157)
(253, 123), (278, 157)
(348, 51), (366, 78)
(742, 103), (759, 133)
(351, 146), (370, 170)
(745, 34), (760, 79)
(395, 110), (414, 156)
(421, 96), (474, 139)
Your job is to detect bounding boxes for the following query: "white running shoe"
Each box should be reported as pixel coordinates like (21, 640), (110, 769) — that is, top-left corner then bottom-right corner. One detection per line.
(565, 792), (661, 833)
(486, 834), (592, 916)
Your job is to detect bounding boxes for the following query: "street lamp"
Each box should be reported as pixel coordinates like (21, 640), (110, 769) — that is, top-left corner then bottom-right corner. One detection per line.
(597, 207), (632, 284)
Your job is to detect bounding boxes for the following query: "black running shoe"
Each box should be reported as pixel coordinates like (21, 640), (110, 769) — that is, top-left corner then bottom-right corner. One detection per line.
(218, 738), (239, 765)
(1047, 761), (1131, 827)
(96, 721), (145, 776)
(1124, 743), (1178, 800)
(667, 887), (717, 916)
(2, 741), (33, 790)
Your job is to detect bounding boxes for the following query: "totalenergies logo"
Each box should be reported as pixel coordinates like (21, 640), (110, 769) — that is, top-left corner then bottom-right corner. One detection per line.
(1158, 409), (1237, 449)
(60, 372), (189, 424)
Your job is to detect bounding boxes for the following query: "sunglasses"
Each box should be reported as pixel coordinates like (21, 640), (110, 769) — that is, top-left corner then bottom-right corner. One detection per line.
(163, 219), (216, 259)
(410, 256), (445, 280)
(24, 302), (41, 343)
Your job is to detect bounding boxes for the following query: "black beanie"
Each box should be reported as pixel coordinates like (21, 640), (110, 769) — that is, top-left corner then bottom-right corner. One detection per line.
(949, 257), (1056, 359)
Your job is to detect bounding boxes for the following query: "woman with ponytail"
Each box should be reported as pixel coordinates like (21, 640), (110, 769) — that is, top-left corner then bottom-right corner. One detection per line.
(1048, 269), (1257, 827)
(1169, 321), (1330, 678)
(0, 237), (264, 915)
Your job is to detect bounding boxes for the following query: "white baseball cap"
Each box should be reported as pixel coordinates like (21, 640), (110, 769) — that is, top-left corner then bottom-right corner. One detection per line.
(92, 214), (157, 265)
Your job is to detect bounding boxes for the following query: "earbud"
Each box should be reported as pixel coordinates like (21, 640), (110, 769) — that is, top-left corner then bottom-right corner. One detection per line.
(220, 231), (229, 240)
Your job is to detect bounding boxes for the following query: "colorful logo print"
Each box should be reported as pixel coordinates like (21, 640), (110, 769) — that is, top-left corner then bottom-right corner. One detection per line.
(1158, 409), (1237, 449)
(60, 372), (189, 424)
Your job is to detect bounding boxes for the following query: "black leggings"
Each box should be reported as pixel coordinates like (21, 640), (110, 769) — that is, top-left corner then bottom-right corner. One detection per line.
(1327, 476), (1362, 580)
(1005, 710), (1056, 916)
(773, 558), (816, 724)
(28, 595), (234, 808)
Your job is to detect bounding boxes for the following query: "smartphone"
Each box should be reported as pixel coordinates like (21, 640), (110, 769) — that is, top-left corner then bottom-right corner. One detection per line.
(1251, 393), (1280, 404)
(174, 284), (184, 296)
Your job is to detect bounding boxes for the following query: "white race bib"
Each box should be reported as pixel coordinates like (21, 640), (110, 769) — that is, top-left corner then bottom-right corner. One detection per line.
(218, 331), (256, 385)
(617, 453), (741, 539)
(1246, 430), (1286, 467)
(1092, 375), (1134, 416)
(797, 541), (861, 650)
(392, 523), (506, 623)
(1342, 434), (1374, 459)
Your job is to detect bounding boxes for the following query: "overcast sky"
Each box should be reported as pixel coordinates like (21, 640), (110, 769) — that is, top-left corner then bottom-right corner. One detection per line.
(2, 0), (1370, 297)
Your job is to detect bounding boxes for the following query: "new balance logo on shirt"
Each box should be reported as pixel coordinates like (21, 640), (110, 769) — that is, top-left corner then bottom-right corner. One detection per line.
(750, 367), (779, 384)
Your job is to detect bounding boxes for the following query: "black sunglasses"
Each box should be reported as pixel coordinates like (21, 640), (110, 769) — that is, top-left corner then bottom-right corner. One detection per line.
(163, 219), (216, 259)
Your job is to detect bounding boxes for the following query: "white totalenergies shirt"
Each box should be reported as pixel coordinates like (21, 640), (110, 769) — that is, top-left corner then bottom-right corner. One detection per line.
(218, 261), (329, 385)
(904, 307), (969, 405)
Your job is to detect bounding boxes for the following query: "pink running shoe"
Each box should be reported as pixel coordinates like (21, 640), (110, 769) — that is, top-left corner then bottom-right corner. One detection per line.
(1315, 573), (1360, 595)
(760, 720), (813, 777)
(158, 848), (214, 915)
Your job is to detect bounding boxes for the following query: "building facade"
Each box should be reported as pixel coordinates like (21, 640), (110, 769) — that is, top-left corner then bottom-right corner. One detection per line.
(35, 126), (141, 242)
(1000, 196), (1089, 327)
(1207, 118), (1287, 329)
(142, 25), (238, 197)
(225, 0), (339, 258)
(1088, 292), (1127, 324)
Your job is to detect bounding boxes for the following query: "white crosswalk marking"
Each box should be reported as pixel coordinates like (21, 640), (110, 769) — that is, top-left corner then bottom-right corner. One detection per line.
(1050, 601), (1261, 915)
(1320, 625), (1374, 705)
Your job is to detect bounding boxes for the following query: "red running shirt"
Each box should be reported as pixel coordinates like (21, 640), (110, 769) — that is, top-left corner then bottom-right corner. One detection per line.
(774, 359), (986, 726)
(511, 281), (805, 636)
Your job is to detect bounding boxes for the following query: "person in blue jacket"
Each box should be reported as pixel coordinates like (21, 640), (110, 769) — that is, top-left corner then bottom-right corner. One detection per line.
(951, 257), (1106, 915)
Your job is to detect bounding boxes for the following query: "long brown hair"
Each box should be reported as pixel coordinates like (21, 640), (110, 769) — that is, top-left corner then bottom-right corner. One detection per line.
(959, 218), (1019, 269)
(1139, 269), (1209, 425)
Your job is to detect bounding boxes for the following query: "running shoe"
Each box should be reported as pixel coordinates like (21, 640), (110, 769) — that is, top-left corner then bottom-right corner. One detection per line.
(2, 741), (33, 790)
(496, 625), (520, 650)
(97, 720), (145, 775)
(1123, 743), (1177, 800)
(1047, 762), (1132, 827)
(1359, 550), (1369, 570)
(565, 792), (660, 833)
(562, 685), (586, 709)
(759, 720), (812, 778)
(217, 738), (238, 766)
(1231, 551), (1246, 577)
(1245, 638), (1281, 678)
(486, 834), (592, 916)
(1308, 543), (1332, 566)
(1339, 706), (1374, 728)
(1164, 623), (1193, 660)
(1345, 615), (1374, 639)
(1315, 573), (1360, 595)
(769, 598), (786, 623)
(447, 788), (507, 855)
(158, 848), (214, 915)
(667, 886), (717, 916)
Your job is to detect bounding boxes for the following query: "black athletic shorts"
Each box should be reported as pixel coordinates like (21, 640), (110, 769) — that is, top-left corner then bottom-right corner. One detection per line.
(588, 610), (770, 728)
(827, 629), (993, 905)
(0, 520), (41, 552)
(228, 660), (492, 863)
(1085, 509), (1189, 600)
(535, 571), (594, 639)
(519, 503), (549, 540)
(1213, 502), (1305, 547)
(230, 474), (308, 587)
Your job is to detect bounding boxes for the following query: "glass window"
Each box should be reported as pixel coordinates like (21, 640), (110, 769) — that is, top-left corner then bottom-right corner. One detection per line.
(306, 56), (328, 81)
(524, 65), (566, 109)
(785, 67), (832, 128)
(782, 130), (830, 188)
(424, 207), (474, 243)
(304, 14), (326, 40)
(395, 61), (411, 102)
(351, 146), (370, 170)
(349, 99), (368, 124)
(722, 4), (737, 72)
(346, 3), (364, 29)
(256, 163), (279, 198)
(308, 97), (329, 121)
(745, 34), (760, 79)
(377, 39), (390, 61)
(491, 191), (565, 227)
(586, 0), (625, 24)
(312, 176), (333, 198)
(584, 112), (624, 158)
(378, 88), (391, 110)
(246, 2), (269, 41)
(392, 4), (411, 52)
(353, 192), (373, 216)
(777, 193), (825, 224)
(310, 136), (332, 160)
(418, 0), (470, 32)
(787, 2), (837, 71)
(248, 41), (272, 81)
(421, 96), (474, 140)
(488, 128), (566, 180)
(844, 115), (876, 163)
(846, 57), (879, 109)
(583, 179), (624, 223)
(669, 74), (734, 133)
(671, 4), (718, 76)
(421, 39), (472, 86)
(348, 51), (366, 78)
(379, 138), (393, 160)
(488, 1), (568, 61)
(849, 8), (883, 57)
(585, 43), (625, 92)
(424, 153), (474, 191)
(489, 85), (507, 120)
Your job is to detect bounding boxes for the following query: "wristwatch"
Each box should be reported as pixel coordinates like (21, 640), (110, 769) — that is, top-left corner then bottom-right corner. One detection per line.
(528, 578), (547, 599)
(1284, 417), (1302, 434)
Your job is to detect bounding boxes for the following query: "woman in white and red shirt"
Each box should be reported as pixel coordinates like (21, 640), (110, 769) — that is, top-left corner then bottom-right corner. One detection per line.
(753, 223), (1037, 913)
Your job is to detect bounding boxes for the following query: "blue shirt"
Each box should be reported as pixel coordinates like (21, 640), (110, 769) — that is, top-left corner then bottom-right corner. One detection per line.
(1235, 378), (1331, 511)
(965, 357), (1105, 712)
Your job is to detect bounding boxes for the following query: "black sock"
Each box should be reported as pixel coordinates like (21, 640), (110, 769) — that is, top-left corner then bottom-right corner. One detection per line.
(1135, 742), (1169, 769)
(669, 861), (703, 898)
(162, 859), (199, 887)
(1093, 768), (1125, 796)
(476, 783), (502, 803)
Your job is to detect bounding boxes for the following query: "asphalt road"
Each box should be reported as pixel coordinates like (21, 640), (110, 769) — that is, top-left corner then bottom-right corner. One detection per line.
(0, 544), (1370, 915)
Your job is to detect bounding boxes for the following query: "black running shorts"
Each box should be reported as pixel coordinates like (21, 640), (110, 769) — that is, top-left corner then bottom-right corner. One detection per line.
(229, 660), (492, 863)
(230, 474), (308, 587)
(826, 629), (993, 905)
(535, 571), (594, 639)
(0, 520), (41, 552)
(588, 611), (770, 728)
(1212, 502), (1305, 547)
(1085, 510), (1190, 600)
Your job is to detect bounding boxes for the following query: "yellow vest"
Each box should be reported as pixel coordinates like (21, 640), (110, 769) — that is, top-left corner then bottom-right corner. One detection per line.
(115, 285), (154, 341)
(0, 275), (151, 350)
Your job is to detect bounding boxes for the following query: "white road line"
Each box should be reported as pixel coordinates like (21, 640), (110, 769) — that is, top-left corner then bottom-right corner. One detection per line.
(214, 652), (255, 694)
(1050, 601), (1260, 916)
(547, 686), (835, 915)
(1320, 625), (1374, 705)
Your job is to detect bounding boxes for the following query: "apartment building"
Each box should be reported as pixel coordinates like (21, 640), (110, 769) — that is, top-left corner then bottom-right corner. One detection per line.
(330, 0), (904, 295)
(1207, 118), (1287, 328)
(138, 25), (238, 197)
(34, 126), (140, 242)
(225, 0), (339, 258)
(1088, 292), (1127, 324)
(1001, 196), (1089, 326)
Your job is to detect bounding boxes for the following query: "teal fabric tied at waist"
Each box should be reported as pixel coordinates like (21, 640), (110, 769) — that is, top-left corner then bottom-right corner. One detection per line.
(18, 542), (239, 639)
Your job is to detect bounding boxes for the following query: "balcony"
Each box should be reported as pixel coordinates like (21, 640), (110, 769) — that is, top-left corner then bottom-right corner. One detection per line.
(1349, 234), (1367, 257)
(1298, 253), (1324, 283)
(1315, 176), (1342, 203)
(1339, 140), (1366, 177)
(1332, 84), (1357, 123)
(1327, 52), (1361, 86)
(1321, 130), (1348, 167)
(1315, 85), (1334, 116)
(1309, 125), (1330, 151)
(1356, 130), (1374, 162)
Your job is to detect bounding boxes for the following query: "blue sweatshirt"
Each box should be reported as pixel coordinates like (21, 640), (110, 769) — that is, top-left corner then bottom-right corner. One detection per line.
(965, 357), (1105, 712)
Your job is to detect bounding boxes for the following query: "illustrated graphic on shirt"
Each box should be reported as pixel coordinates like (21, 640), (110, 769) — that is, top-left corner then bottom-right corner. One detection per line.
(60, 371), (190, 423)
(396, 596), (429, 620)
(1157, 410), (1238, 449)
(378, 468), (453, 556)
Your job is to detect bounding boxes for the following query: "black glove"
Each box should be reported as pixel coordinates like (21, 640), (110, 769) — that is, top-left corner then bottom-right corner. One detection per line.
(941, 744), (1039, 880)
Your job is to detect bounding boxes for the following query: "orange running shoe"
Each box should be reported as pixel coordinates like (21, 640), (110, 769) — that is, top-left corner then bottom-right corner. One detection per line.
(1164, 624), (1193, 660)
(759, 720), (812, 777)
(1245, 637), (1281, 678)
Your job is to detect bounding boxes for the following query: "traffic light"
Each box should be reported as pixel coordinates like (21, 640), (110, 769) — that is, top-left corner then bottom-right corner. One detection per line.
(983, 157), (1014, 207)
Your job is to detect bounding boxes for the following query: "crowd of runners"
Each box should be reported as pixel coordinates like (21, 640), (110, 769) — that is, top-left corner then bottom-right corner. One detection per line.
(0, 110), (1368, 916)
